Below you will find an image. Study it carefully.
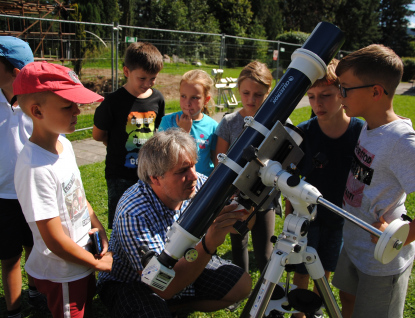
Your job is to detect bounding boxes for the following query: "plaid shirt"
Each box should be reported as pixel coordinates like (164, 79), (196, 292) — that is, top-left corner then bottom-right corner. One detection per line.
(98, 173), (207, 291)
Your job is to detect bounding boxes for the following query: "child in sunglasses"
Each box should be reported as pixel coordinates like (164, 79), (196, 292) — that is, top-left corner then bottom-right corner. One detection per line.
(332, 44), (415, 318)
(285, 58), (364, 318)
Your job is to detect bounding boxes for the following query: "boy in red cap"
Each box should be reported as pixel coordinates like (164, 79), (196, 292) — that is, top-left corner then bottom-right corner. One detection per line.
(0, 36), (47, 318)
(13, 61), (113, 318)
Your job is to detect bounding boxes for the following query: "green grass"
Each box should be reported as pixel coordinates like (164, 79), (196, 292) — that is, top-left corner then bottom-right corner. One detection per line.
(3, 96), (415, 317)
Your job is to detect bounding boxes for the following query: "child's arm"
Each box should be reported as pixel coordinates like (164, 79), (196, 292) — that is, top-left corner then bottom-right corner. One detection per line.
(214, 136), (229, 166)
(36, 216), (112, 272)
(86, 200), (109, 256)
(405, 221), (415, 245)
(285, 199), (294, 217)
(92, 125), (108, 146)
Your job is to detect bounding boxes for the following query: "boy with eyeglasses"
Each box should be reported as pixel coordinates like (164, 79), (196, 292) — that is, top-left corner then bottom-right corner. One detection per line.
(332, 44), (415, 318)
(285, 59), (364, 318)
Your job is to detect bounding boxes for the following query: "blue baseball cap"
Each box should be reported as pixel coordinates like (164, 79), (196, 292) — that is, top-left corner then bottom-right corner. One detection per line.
(0, 36), (34, 70)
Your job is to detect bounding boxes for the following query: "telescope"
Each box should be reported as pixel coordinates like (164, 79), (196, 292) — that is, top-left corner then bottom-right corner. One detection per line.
(141, 22), (409, 307)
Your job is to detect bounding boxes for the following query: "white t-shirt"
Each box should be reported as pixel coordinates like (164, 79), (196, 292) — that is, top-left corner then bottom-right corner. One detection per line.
(0, 90), (32, 199)
(15, 135), (93, 282)
(343, 118), (415, 276)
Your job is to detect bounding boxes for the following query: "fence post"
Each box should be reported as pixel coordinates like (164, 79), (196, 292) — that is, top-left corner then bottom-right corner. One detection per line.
(219, 33), (225, 69)
(115, 22), (120, 90)
(276, 41), (280, 82)
(111, 22), (114, 93)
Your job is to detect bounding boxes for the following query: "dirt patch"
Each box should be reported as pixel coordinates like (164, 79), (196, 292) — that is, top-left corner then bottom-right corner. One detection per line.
(79, 69), (182, 115)
(81, 69), (182, 101)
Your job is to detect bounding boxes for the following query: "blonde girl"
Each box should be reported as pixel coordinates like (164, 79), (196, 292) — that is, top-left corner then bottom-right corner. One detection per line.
(214, 61), (280, 274)
(159, 70), (218, 176)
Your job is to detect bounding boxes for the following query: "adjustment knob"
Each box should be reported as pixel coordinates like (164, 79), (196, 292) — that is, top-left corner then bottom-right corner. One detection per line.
(287, 175), (301, 187)
(184, 248), (198, 262)
(293, 245), (302, 253)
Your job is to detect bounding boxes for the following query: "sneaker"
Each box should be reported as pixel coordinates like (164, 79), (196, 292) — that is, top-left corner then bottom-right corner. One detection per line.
(28, 293), (50, 314)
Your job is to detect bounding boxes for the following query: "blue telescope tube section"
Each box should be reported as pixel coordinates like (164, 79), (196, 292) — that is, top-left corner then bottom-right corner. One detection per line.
(176, 22), (345, 241)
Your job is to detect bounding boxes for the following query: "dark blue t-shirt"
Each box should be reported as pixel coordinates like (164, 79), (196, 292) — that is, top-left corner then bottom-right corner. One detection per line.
(297, 116), (364, 228)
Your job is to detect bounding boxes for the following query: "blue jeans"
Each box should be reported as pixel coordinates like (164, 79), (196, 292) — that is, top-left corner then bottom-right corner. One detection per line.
(106, 178), (136, 229)
(295, 222), (343, 274)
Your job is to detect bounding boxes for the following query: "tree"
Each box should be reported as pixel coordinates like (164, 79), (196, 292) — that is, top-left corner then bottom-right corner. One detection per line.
(207, 0), (268, 66)
(250, 0), (284, 40)
(335, 0), (381, 51)
(76, 0), (120, 36)
(379, 0), (414, 56)
(207, 0), (254, 37)
(183, 0), (220, 34)
(119, 0), (137, 51)
(131, 0), (221, 64)
(280, 0), (345, 33)
(69, 3), (86, 75)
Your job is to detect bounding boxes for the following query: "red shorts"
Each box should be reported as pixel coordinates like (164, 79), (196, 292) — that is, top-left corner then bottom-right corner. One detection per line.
(34, 273), (95, 318)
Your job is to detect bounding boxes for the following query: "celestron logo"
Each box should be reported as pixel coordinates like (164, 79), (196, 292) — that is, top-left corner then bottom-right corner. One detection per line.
(272, 76), (294, 104)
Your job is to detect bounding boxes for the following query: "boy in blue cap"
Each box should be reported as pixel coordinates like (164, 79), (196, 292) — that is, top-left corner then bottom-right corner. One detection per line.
(0, 36), (48, 318)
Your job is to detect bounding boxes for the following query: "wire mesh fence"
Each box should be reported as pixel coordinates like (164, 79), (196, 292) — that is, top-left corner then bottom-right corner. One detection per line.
(0, 13), (347, 134)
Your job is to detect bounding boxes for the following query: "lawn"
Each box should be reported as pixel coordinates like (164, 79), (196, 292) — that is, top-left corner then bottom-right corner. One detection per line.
(1, 95), (415, 317)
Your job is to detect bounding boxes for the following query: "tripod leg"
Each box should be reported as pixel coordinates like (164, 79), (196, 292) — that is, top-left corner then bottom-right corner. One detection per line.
(241, 250), (287, 318)
(240, 262), (268, 318)
(304, 247), (342, 318)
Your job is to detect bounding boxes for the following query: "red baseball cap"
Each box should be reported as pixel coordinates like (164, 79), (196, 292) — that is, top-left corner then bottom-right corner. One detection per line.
(13, 61), (104, 104)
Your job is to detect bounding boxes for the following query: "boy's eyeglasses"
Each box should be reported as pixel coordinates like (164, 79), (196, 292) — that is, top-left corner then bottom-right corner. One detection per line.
(338, 84), (389, 98)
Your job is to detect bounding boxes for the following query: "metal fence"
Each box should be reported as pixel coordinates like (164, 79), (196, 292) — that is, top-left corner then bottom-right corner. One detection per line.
(0, 14), (347, 133)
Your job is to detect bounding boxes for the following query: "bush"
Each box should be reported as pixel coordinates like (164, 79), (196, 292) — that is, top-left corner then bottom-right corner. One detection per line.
(275, 31), (310, 44)
(402, 57), (415, 82)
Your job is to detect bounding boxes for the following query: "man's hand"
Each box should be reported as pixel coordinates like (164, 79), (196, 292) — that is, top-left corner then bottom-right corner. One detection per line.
(371, 215), (388, 244)
(176, 110), (192, 133)
(203, 203), (250, 253)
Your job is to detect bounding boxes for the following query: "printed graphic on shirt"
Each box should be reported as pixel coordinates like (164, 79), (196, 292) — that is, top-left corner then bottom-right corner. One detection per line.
(63, 174), (91, 243)
(196, 133), (209, 150)
(343, 141), (375, 207)
(125, 111), (157, 169)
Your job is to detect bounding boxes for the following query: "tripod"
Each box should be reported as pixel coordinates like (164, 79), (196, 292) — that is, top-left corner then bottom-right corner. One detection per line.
(239, 165), (410, 318)
(241, 211), (342, 318)
(230, 119), (408, 317)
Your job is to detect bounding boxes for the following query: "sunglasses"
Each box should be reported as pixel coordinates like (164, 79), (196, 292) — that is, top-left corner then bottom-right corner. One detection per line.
(338, 84), (389, 98)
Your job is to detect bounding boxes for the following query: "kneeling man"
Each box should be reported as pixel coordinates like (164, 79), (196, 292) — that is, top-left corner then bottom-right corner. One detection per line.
(97, 128), (251, 317)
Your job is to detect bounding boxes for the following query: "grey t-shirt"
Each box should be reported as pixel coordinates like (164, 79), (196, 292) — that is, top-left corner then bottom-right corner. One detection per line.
(215, 111), (245, 146)
(343, 118), (415, 276)
(215, 110), (291, 210)
(215, 110), (292, 146)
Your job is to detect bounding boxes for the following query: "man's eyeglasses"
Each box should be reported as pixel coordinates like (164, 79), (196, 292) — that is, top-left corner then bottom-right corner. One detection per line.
(338, 84), (389, 98)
